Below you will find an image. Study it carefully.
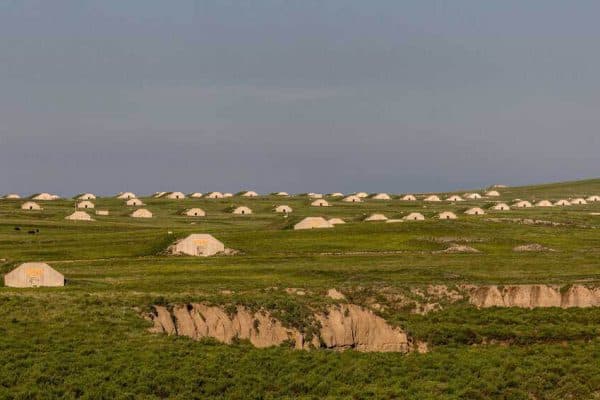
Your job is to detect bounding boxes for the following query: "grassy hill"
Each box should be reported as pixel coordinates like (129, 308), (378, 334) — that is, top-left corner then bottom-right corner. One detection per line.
(499, 177), (600, 199)
(0, 178), (599, 398)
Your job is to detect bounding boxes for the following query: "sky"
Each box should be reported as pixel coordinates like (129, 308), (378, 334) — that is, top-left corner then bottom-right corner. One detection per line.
(0, 0), (598, 196)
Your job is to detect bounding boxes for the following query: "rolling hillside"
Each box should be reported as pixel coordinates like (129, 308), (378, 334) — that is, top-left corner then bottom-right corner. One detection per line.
(0, 178), (599, 398)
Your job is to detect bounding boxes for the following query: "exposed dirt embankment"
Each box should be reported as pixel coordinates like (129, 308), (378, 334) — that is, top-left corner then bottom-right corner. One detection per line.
(150, 304), (312, 349)
(316, 305), (409, 352)
(339, 284), (600, 315)
(468, 285), (600, 308)
(148, 304), (411, 353)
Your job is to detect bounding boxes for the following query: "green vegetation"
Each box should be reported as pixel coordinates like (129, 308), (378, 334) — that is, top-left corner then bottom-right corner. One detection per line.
(1, 179), (600, 399)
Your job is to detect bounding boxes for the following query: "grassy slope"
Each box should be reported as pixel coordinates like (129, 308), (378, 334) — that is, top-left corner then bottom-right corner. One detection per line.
(501, 177), (600, 198)
(0, 178), (599, 399)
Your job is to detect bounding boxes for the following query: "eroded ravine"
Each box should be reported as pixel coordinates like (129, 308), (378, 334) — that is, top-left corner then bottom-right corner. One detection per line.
(147, 303), (412, 353)
(467, 284), (600, 308)
(146, 285), (600, 352)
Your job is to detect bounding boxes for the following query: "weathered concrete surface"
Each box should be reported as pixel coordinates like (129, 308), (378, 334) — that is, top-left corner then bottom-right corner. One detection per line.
(4, 262), (64, 288)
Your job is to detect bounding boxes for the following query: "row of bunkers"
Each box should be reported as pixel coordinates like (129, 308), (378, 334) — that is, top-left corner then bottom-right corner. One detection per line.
(4, 188), (600, 224)
(4, 190), (600, 203)
(11, 198), (600, 221)
(10, 203), (588, 222)
(3, 183), (600, 287)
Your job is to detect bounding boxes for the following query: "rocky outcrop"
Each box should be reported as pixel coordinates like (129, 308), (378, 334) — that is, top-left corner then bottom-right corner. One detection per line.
(147, 303), (411, 353)
(469, 285), (600, 308)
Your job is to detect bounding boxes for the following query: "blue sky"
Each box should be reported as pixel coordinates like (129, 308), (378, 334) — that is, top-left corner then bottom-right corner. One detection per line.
(1, 1), (598, 195)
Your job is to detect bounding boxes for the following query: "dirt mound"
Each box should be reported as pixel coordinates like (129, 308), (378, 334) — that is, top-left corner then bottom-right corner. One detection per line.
(436, 244), (480, 253)
(285, 288), (306, 296)
(513, 244), (555, 252)
(488, 218), (566, 227)
(326, 288), (346, 300)
(147, 303), (411, 353)
(434, 237), (483, 243)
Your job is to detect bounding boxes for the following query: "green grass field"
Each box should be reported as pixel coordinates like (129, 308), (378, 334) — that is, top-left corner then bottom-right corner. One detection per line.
(1, 179), (600, 399)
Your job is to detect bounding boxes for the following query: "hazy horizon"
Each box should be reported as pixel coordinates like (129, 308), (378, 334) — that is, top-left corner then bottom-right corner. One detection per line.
(1, 1), (599, 196)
